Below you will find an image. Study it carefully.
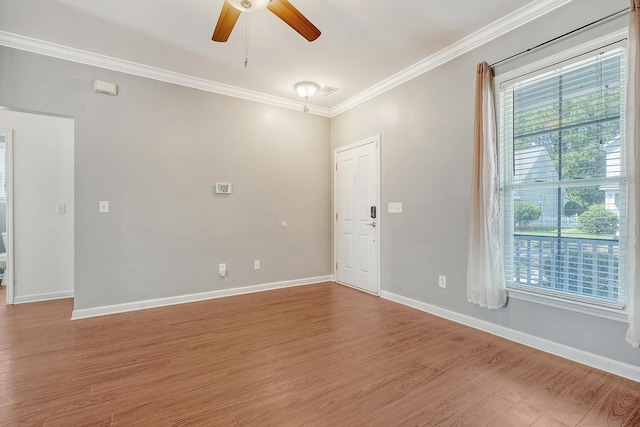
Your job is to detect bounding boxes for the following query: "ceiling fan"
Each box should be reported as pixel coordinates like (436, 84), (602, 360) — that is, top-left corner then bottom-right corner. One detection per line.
(212, 0), (321, 43)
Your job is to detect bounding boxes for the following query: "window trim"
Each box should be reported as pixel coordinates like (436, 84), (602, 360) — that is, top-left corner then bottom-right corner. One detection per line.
(508, 288), (628, 323)
(496, 29), (628, 89)
(495, 29), (629, 320)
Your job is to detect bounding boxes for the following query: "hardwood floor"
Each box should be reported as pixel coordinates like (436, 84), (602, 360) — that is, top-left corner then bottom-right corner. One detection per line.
(0, 282), (638, 426)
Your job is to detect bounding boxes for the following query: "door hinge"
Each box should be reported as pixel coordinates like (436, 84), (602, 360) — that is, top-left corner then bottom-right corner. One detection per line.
(335, 213), (338, 221)
(335, 163), (338, 171)
(336, 263), (338, 270)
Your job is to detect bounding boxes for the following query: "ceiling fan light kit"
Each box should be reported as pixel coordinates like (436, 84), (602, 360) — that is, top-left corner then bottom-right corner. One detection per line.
(226, 0), (270, 13)
(295, 81), (320, 112)
(294, 81), (320, 99)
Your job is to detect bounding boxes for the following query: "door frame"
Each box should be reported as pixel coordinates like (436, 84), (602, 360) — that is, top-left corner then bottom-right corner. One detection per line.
(2, 127), (14, 305)
(333, 135), (381, 295)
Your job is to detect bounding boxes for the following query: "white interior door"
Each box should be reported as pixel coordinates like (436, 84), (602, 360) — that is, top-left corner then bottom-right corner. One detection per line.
(334, 136), (380, 294)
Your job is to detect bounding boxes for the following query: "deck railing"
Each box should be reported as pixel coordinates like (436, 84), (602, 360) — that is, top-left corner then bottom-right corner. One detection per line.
(512, 234), (619, 303)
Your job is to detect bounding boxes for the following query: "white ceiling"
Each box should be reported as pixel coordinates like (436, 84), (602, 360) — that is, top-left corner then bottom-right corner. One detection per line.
(0, 0), (567, 113)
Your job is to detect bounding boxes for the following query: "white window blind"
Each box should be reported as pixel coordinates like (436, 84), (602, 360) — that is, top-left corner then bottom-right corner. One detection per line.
(499, 45), (627, 308)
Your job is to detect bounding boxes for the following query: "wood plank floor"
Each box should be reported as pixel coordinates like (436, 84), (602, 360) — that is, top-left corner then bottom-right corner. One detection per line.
(0, 282), (639, 426)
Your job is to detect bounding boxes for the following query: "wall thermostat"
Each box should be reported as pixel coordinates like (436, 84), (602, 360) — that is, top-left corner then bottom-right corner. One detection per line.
(215, 183), (233, 194)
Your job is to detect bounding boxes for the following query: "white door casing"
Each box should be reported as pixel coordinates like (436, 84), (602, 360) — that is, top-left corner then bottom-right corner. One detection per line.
(0, 128), (13, 304)
(334, 136), (380, 294)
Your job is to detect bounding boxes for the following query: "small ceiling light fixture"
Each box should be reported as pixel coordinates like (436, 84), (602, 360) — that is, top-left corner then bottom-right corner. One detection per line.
(294, 81), (320, 113)
(226, 0), (270, 13)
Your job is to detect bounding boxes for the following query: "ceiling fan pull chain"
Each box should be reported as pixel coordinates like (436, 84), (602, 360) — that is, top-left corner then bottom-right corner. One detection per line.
(244, 14), (249, 68)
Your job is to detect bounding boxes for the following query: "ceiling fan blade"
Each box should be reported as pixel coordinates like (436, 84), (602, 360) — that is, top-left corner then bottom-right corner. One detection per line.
(212, 1), (241, 42)
(267, 0), (321, 42)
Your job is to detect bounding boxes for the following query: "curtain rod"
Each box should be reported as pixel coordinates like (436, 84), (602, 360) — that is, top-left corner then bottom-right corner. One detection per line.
(490, 7), (630, 67)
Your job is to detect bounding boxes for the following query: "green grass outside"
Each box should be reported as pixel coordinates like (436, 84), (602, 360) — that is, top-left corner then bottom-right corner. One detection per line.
(514, 227), (617, 240)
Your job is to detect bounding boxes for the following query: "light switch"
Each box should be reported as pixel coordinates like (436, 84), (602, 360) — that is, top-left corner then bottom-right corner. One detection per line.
(388, 202), (403, 213)
(56, 203), (66, 214)
(99, 201), (109, 213)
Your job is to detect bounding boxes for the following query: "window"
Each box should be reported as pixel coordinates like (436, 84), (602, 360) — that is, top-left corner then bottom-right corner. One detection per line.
(499, 41), (627, 309)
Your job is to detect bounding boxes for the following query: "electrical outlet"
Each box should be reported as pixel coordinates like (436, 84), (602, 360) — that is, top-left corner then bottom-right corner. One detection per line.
(99, 200), (109, 213)
(219, 263), (227, 277)
(439, 275), (447, 288)
(254, 260), (260, 270)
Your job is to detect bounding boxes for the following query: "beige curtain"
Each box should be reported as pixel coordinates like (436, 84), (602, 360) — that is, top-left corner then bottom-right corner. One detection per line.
(467, 62), (507, 309)
(626, 0), (640, 348)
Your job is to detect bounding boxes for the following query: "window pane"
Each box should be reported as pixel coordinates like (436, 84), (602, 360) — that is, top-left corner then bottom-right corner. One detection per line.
(512, 186), (619, 236)
(511, 234), (620, 304)
(513, 54), (623, 183)
(507, 185), (621, 305)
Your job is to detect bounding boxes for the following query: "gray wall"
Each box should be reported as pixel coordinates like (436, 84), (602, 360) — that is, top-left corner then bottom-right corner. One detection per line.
(331, 0), (639, 367)
(0, 46), (331, 310)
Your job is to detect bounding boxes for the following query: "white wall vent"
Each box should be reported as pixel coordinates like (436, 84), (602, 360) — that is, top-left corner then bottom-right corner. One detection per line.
(318, 86), (338, 97)
(93, 80), (118, 96)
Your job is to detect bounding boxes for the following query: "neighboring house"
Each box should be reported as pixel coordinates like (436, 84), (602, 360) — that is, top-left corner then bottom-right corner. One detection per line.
(601, 135), (621, 214)
(513, 146), (573, 228)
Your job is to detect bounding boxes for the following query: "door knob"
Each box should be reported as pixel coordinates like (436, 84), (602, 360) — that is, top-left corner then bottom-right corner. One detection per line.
(366, 222), (377, 228)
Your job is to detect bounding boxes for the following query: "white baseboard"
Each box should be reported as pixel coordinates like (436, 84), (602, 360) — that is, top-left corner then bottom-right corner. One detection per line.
(71, 275), (333, 320)
(13, 290), (74, 304)
(380, 290), (640, 383)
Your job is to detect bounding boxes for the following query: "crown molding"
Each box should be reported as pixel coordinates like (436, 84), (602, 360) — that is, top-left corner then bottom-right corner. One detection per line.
(0, 31), (332, 118)
(0, 0), (570, 119)
(328, 0), (573, 117)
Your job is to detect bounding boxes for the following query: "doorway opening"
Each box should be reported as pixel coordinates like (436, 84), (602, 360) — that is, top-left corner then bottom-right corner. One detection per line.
(0, 110), (74, 306)
(0, 129), (11, 305)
